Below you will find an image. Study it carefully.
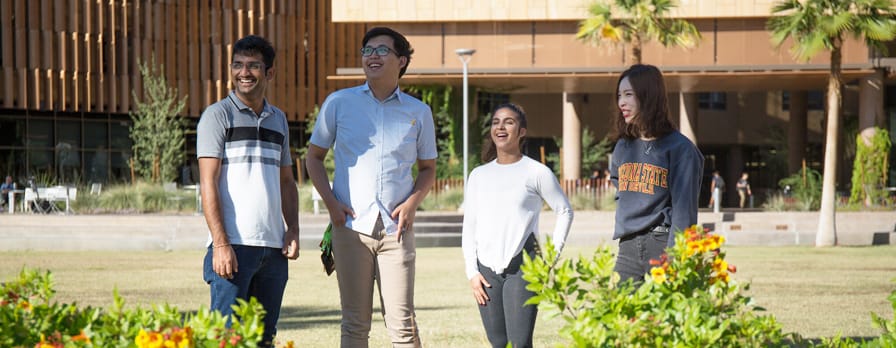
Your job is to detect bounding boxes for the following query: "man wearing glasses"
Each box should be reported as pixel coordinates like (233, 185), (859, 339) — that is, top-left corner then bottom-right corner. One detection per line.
(306, 27), (436, 347)
(196, 35), (300, 348)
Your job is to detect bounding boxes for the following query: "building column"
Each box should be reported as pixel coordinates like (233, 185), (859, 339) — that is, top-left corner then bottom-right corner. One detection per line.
(562, 92), (582, 181)
(858, 68), (885, 143)
(679, 92), (698, 145)
(788, 90), (808, 175)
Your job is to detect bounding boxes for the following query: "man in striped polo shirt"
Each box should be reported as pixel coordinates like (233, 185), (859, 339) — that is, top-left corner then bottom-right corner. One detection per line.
(196, 35), (299, 348)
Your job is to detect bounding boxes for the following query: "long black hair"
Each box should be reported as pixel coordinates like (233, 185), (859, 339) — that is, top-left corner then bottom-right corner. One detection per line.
(610, 64), (675, 141)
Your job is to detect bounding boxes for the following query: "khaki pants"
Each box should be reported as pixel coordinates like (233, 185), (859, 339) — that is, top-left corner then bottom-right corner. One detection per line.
(332, 217), (421, 348)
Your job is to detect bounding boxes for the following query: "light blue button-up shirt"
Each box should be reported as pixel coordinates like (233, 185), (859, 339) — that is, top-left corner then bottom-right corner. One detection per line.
(309, 83), (438, 235)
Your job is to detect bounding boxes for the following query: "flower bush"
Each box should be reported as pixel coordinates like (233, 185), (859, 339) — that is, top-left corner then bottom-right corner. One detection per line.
(522, 225), (790, 347)
(0, 268), (291, 348)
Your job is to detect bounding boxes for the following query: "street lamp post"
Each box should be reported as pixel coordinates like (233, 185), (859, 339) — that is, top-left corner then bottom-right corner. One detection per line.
(455, 48), (475, 187)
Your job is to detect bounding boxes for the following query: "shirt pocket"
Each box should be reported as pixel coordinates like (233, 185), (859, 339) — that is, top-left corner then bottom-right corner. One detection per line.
(392, 117), (418, 145)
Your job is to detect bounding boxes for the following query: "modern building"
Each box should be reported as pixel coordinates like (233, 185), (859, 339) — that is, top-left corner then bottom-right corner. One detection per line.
(1, 1), (894, 206)
(0, 1), (361, 184)
(329, 0), (896, 204)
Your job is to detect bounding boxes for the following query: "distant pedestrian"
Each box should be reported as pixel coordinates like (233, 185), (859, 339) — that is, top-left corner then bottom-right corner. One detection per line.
(708, 170), (725, 208)
(736, 172), (752, 208)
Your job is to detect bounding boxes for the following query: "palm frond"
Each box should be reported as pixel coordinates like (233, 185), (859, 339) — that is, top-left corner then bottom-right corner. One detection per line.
(859, 17), (896, 41)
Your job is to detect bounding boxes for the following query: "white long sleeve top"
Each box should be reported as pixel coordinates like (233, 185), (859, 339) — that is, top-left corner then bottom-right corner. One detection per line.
(462, 156), (574, 279)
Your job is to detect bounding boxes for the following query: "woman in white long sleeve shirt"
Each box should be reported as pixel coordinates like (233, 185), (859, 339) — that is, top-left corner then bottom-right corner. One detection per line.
(462, 103), (574, 348)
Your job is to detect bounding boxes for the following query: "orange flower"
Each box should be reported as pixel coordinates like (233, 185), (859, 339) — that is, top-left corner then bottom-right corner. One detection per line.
(71, 330), (90, 343)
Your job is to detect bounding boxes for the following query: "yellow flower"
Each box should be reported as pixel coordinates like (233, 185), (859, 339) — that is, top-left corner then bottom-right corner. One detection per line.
(712, 258), (728, 273)
(18, 300), (32, 311)
(686, 241), (701, 256)
(136, 329), (165, 348)
(650, 267), (667, 284)
(717, 271), (730, 283)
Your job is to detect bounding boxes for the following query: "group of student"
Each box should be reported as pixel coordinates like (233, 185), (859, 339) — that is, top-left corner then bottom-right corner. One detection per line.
(196, 27), (703, 348)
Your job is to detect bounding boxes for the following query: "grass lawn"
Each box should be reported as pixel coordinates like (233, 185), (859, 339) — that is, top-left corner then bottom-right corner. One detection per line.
(1, 245), (894, 347)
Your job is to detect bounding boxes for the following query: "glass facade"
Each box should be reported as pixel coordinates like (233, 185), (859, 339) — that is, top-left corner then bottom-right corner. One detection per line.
(0, 112), (136, 186)
(0, 111), (306, 188)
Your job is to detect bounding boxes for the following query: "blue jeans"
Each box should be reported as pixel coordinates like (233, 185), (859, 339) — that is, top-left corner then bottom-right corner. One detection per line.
(614, 228), (670, 285)
(476, 234), (538, 348)
(203, 245), (288, 348)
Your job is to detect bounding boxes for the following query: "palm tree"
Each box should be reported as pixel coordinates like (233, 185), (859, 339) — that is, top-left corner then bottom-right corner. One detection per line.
(767, 0), (896, 247)
(576, 0), (701, 64)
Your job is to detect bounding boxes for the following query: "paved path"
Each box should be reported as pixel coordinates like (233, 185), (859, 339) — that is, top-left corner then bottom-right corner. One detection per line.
(0, 210), (894, 251)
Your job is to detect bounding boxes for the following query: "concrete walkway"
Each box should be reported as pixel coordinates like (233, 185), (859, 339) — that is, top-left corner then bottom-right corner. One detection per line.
(1, 210), (894, 251)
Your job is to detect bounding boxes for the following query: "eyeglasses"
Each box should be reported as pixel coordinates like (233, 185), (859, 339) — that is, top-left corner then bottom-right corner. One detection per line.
(230, 61), (265, 72)
(360, 45), (397, 57)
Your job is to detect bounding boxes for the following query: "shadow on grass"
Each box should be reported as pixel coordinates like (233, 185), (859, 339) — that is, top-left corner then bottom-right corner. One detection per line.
(274, 304), (465, 331)
(277, 305), (342, 330)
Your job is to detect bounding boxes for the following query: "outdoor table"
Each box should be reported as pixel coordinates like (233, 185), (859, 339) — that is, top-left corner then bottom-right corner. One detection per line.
(7, 189), (24, 214)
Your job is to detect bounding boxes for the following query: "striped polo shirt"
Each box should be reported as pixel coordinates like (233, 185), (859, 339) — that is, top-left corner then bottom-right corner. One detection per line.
(196, 91), (292, 248)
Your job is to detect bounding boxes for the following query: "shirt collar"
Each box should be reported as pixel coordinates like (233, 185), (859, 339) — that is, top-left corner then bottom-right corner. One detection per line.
(361, 82), (402, 103)
(227, 91), (272, 116)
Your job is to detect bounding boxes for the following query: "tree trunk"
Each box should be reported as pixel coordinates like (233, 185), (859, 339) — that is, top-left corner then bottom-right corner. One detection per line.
(816, 39), (842, 247)
(631, 35), (642, 65)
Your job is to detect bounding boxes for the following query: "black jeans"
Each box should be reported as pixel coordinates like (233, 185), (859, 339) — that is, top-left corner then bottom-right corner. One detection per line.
(614, 227), (670, 285)
(477, 234), (539, 348)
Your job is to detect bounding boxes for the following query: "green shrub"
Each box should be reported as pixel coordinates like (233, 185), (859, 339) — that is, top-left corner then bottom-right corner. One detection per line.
(569, 191), (616, 211)
(0, 268), (280, 347)
(522, 226), (791, 347)
(762, 193), (788, 211)
(849, 128), (891, 207)
(778, 169), (822, 211)
(419, 188), (464, 211)
(72, 182), (197, 214)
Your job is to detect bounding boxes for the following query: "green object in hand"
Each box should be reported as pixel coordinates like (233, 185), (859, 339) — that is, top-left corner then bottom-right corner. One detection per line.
(319, 223), (335, 275)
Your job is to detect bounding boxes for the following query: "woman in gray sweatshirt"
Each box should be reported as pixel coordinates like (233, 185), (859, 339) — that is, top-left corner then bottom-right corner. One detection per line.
(609, 64), (705, 284)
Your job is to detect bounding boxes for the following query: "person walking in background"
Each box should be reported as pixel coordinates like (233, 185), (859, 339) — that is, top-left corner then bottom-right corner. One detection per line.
(462, 103), (573, 348)
(196, 35), (300, 348)
(708, 170), (725, 208)
(305, 27), (436, 347)
(603, 168), (613, 191)
(736, 172), (752, 208)
(609, 64), (704, 284)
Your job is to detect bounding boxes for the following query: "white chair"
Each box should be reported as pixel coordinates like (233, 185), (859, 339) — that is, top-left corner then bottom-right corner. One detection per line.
(90, 183), (102, 195)
(23, 188), (37, 213)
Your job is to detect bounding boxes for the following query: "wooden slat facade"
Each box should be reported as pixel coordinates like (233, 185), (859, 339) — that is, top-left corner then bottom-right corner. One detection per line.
(0, 0), (364, 122)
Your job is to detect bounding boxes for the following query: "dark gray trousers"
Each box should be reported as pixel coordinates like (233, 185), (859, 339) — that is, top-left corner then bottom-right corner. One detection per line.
(613, 228), (670, 285)
(476, 234), (538, 348)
